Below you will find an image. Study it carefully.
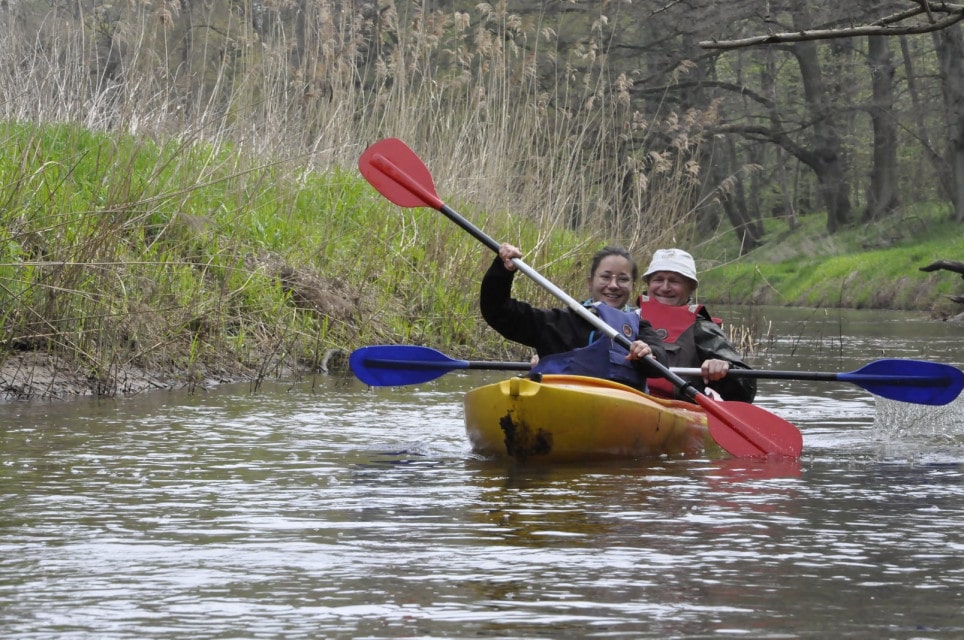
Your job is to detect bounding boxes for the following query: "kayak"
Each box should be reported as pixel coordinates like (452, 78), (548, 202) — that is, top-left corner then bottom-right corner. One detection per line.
(463, 374), (722, 463)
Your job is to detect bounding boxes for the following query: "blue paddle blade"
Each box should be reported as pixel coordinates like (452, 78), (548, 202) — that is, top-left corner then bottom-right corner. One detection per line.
(841, 359), (964, 406)
(349, 345), (465, 386)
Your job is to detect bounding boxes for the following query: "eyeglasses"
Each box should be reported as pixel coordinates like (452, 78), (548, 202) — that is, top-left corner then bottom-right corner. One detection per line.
(595, 273), (633, 286)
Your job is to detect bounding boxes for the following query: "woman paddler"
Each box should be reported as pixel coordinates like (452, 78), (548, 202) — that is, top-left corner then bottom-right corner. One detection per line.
(637, 248), (756, 403)
(480, 243), (669, 392)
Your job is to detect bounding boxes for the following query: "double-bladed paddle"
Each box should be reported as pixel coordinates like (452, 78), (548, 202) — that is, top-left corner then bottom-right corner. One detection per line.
(350, 344), (964, 406)
(358, 137), (803, 458)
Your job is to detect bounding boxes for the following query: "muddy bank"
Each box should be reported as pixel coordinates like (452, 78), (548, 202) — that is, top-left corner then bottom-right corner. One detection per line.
(0, 257), (362, 401)
(0, 349), (350, 401)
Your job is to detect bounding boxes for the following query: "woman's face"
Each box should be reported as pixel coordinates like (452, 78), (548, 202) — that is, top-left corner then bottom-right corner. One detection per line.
(646, 271), (696, 306)
(589, 255), (635, 308)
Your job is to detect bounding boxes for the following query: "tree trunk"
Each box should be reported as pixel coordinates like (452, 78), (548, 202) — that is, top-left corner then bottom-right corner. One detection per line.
(762, 46), (800, 229)
(900, 35), (952, 202)
(933, 25), (964, 223)
(864, 34), (899, 221)
(710, 136), (763, 254)
(789, 7), (853, 233)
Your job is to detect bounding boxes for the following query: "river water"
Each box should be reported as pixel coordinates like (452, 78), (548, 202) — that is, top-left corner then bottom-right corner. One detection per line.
(1, 307), (962, 639)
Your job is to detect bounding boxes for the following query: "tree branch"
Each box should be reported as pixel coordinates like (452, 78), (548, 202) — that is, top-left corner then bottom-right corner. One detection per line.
(701, 2), (964, 50)
(712, 123), (817, 166)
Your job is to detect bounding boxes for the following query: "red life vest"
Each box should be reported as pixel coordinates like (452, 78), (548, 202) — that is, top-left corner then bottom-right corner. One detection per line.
(636, 296), (720, 399)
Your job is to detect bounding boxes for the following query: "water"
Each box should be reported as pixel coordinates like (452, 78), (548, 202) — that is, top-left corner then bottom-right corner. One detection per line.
(1, 307), (963, 639)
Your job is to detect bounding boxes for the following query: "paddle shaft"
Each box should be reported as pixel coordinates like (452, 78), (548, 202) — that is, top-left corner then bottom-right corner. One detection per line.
(361, 348), (952, 387)
(672, 368), (964, 399)
(353, 343), (961, 406)
(673, 368), (844, 381)
(672, 368), (938, 385)
(369, 152), (702, 401)
(383, 361), (945, 384)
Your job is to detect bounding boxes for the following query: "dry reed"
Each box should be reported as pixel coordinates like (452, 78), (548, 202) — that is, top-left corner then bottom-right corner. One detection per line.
(0, 1), (721, 394)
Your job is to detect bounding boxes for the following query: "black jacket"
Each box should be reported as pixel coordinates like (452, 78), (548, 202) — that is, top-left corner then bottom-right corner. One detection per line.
(480, 257), (669, 378)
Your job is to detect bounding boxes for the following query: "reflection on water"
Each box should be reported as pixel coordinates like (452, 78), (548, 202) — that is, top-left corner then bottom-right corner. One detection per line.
(1, 308), (963, 638)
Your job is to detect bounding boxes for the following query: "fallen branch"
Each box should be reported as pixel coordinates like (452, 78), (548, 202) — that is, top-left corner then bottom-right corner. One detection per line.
(920, 260), (964, 279)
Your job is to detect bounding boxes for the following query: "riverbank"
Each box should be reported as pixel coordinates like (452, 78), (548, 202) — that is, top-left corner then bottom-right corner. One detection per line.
(2, 125), (961, 401)
(0, 344), (356, 401)
(694, 204), (964, 319)
(0, 351), (189, 400)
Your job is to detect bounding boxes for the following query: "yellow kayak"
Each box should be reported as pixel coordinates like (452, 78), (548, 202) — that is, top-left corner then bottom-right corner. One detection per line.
(464, 374), (720, 463)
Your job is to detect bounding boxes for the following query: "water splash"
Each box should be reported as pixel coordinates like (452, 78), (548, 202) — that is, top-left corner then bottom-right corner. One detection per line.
(872, 394), (964, 463)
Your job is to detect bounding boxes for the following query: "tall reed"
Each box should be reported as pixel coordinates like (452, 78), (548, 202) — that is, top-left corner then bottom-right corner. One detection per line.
(0, 1), (716, 394)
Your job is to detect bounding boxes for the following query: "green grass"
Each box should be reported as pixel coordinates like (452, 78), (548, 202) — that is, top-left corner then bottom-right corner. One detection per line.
(2, 121), (961, 398)
(0, 122), (610, 387)
(695, 204), (964, 315)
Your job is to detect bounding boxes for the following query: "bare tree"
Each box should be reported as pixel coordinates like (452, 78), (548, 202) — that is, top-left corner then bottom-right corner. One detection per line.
(932, 25), (964, 221)
(780, 4), (854, 233)
(865, 33), (900, 221)
(700, 1), (964, 49)
(700, 0), (964, 223)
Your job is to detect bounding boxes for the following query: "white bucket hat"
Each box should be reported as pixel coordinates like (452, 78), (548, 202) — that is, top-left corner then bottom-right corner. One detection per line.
(643, 248), (699, 284)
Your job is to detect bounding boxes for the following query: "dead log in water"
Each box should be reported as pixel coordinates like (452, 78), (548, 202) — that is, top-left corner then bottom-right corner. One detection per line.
(920, 260), (964, 308)
(920, 260), (964, 278)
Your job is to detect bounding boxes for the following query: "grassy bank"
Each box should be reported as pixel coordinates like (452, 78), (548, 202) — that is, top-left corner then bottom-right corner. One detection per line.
(2, 122), (961, 400)
(692, 204), (964, 319)
(0, 123), (609, 397)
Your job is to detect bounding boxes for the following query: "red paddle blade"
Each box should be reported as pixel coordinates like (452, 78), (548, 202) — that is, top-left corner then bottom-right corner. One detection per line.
(697, 396), (803, 458)
(358, 138), (444, 209)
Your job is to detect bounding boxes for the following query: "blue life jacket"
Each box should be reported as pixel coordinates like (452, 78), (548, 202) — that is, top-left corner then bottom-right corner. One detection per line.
(531, 303), (646, 390)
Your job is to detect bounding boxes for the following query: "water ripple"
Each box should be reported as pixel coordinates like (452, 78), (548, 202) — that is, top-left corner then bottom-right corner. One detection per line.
(2, 328), (964, 638)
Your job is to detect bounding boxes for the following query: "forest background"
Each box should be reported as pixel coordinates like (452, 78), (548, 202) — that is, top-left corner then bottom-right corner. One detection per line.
(1, 0), (963, 399)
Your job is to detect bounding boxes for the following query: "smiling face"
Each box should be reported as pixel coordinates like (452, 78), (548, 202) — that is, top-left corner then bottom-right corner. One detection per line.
(589, 255), (636, 308)
(645, 270), (697, 306)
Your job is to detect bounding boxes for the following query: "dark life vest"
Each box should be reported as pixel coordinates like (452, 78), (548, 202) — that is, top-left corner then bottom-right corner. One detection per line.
(531, 303), (646, 390)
